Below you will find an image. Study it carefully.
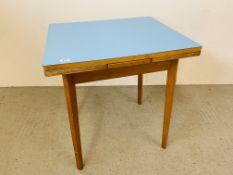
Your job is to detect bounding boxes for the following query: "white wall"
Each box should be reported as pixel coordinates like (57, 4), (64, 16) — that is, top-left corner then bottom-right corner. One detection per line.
(1, 0), (233, 86)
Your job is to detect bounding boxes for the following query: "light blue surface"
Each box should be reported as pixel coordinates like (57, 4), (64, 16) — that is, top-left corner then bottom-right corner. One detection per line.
(43, 17), (200, 66)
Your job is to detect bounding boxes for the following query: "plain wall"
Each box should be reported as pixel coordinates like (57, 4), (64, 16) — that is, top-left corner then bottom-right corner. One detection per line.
(1, 0), (233, 86)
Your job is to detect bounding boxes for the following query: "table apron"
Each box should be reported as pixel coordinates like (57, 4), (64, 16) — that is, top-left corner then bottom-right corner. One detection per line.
(72, 60), (173, 84)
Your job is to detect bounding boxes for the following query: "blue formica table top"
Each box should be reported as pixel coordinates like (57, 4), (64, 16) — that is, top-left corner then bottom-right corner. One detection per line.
(43, 17), (200, 66)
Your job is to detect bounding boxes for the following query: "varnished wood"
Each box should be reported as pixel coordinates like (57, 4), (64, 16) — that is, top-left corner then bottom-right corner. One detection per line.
(108, 58), (150, 69)
(161, 59), (178, 149)
(46, 64), (107, 77)
(43, 47), (201, 76)
(61, 60), (172, 170)
(151, 50), (201, 62)
(138, 74), (143, 104)
(73, 61), (171, 84)
(62, 74), (84, 169)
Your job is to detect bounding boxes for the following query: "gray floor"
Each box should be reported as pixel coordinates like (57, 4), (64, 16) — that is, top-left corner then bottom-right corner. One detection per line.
(0, 85), (233, 175)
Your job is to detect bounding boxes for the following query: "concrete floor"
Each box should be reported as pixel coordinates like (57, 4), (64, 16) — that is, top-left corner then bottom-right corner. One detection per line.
(0, 85), (233, 175)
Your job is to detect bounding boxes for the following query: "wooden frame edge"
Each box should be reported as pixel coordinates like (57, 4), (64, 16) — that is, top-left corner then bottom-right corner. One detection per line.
(43, 47), (201, 77)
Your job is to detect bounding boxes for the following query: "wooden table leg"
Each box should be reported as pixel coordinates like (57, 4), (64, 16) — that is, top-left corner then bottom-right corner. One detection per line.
(161, 60), (178, 149)
(138, 74), (143, 104)
(62, 74), (84, 170)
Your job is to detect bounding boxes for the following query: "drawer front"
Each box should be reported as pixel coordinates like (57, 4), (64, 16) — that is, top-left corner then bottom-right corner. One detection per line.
(108, 58), (151, 69)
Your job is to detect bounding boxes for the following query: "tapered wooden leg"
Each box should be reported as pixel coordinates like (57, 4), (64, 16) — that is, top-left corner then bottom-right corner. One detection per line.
(62, 74), (84, 170)
(161, 60), (178, 149)
(138, 74), (143, 104)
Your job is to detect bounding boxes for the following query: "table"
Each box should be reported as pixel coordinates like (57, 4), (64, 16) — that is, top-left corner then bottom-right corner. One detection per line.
(42, 17), (201, 170)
